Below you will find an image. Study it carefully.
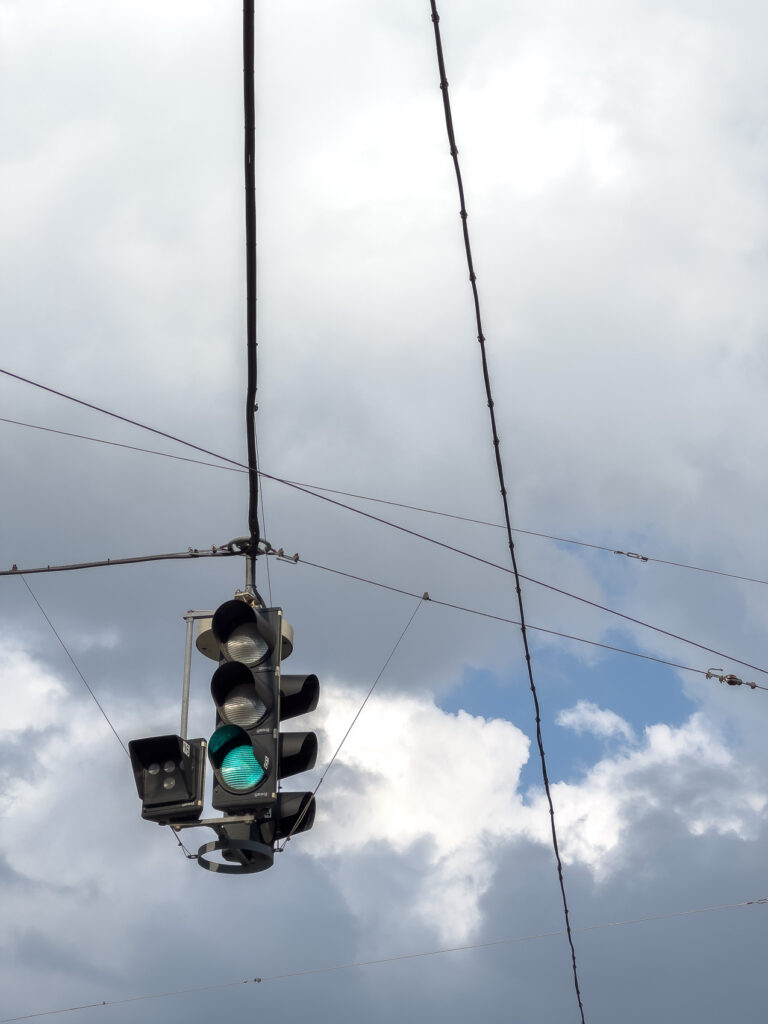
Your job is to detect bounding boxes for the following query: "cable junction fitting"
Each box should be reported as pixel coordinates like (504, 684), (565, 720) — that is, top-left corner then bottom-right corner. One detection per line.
(705, 669), (757, 689)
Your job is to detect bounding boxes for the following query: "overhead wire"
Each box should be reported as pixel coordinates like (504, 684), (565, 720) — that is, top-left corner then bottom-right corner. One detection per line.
(18, 575), (129, 756)
(17, 576), (196, 858)
(277, 596), (426, 850)
(260, 471), (768, 677)
(5, 410), (768, 589)
(2, 454), (766, 674)
(6, 376), (768, 666)
(4, 411), (768, 590)
(0, 368), (249, 472)
(4, 543), (764, 690)
(278, 553), (768, 692)
(2, 895), (765, 1022)
(3, 528), (767, 679)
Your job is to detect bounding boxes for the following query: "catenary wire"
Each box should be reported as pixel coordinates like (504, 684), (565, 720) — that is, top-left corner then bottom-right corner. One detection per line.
(17, 576), (197, 858)
(4, 544), (763, 690)
(2, 502), (765, 679)
(7, 412), (768, 590)
(4, 412), (768, 590)
(2, 372), (766, 675)
(3, 528), (766, 679)
(280, 554), (768, 692)
(428, 5), (578, 1014)
(259, 471), (768, 677)
(277, 596), (425, 850)
(2, 896), (764, 1023)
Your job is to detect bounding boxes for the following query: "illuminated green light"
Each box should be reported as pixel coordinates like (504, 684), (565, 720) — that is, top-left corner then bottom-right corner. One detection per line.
(209, 723), (266, 793)
(220, 746), (265, 791)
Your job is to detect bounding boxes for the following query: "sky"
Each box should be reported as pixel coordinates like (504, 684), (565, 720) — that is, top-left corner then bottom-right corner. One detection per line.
(2, 0), (768, 1020)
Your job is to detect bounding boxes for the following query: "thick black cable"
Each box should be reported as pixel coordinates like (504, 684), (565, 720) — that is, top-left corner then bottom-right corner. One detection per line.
(243, 0), (260, 560)
(2, 375), (765, 674)
(2, 896), (765, 1022)
(6, 413), (768, 590)
(428, 5), (586, 1019)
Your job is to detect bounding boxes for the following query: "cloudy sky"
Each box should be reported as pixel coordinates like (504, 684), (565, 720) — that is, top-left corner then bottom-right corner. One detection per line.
(2, 0), (768, 1020)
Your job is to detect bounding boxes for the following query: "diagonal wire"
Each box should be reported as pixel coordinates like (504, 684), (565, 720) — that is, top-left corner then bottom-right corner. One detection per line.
(3, 385), (766, 677)
(6, 412), (768, 590)
(19, 575), (129, 756)
(18, 576), (197, 858)
(277, 596), (425, 851)
(281, 554), (768, 691)
(428, 3), (586, 1019)
(1, 896), (765, 1022)
(2, 518), (766, 680)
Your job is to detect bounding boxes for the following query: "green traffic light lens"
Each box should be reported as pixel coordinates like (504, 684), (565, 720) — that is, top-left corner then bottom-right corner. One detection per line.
(220, 746), (265, 791)
(209, 723), (267, 793)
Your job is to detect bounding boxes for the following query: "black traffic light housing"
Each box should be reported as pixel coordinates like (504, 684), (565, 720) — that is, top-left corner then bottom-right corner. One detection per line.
(128, 734), (206, 824)
(200, 599), (320, 844)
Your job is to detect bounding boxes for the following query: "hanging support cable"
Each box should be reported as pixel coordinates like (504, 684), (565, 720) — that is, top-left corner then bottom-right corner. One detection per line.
(244, 0), (260, 580)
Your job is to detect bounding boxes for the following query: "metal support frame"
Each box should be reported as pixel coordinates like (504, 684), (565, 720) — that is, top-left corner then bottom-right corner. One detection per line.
(180, 609), (214, 739)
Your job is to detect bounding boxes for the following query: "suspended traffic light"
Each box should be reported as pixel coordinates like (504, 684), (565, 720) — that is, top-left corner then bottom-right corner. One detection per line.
(197, 598), (320, 857)
(128, 734), (206, 824)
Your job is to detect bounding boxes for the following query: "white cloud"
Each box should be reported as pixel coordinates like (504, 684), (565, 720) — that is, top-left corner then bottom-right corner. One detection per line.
(0, 642), (67, 738)
(308, 683), (531, 940)
(527, 714), (767, 872)
(302, 688), (768, 941)
(556, 700), (634, 742)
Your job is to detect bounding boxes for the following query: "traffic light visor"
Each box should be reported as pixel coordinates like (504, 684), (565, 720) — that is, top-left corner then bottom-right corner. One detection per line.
(211, 600), (276, 667)
(211, 661), (272, 728)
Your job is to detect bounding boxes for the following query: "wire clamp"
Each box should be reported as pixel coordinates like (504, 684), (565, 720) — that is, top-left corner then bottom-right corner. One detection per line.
(613, 549), (649, 562)
(276, 549), (300, 563)
(225, 536), (251, 554)
(706, 669), (756, 689)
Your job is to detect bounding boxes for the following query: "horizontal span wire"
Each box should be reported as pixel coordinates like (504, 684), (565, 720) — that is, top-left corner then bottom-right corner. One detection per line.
(2, 897), (764, 1022)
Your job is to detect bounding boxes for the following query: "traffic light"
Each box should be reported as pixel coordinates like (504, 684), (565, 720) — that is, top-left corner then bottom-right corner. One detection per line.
(199, 598), (319, 846)
(128, 734), (206, 824)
